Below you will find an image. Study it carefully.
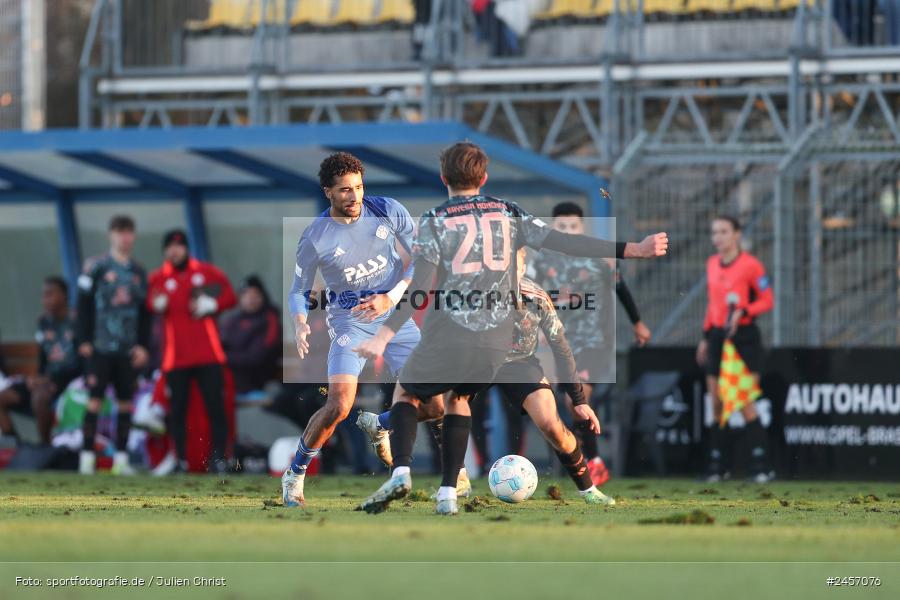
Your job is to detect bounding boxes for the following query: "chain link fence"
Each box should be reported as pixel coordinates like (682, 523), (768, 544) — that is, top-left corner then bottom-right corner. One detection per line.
(613, 159), (900, 348)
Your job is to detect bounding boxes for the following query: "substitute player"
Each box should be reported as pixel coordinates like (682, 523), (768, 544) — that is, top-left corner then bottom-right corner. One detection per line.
(354, 142), (667, 515)
(357, 247), (615, 511)
(76, 215), (150, 475)
(0, 277), (81, 445)
(695, 215), (773, 483)
(532, 201), (650, 485)
(148, 230), (237, 474)
(282, 152), (436, 507)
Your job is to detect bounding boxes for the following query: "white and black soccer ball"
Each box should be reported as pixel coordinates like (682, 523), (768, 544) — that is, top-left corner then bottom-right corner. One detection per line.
(488, 455), (538, 504)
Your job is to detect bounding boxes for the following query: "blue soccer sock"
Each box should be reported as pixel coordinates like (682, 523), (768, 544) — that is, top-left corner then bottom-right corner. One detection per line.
(377, 411), (391, 430)
(290, 438), (320, 474)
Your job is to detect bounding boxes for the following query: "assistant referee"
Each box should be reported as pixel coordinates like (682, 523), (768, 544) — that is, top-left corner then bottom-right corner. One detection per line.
(696, 215), (774, 483)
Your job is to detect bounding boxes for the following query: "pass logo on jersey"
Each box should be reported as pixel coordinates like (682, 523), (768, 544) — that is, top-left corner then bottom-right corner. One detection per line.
(344, 255), (388, 283)
(757, 276), (770, 291)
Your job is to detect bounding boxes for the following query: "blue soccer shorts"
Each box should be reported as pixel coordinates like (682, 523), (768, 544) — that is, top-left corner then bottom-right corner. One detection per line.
(326, 317), (421, 379)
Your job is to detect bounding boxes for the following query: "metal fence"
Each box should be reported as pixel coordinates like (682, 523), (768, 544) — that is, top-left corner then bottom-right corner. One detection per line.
(613, 156), (900, 348)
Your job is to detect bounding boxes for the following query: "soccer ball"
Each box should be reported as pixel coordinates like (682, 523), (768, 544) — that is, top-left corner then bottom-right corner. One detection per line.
(488, 455), (538, 504)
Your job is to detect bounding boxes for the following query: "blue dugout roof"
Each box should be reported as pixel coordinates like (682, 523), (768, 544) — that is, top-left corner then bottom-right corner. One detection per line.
(0, 121), (608, 288)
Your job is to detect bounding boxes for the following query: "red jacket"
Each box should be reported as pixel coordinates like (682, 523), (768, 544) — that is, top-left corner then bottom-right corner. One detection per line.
(147, 258), (237, 371)
(703, 251), (774, 331)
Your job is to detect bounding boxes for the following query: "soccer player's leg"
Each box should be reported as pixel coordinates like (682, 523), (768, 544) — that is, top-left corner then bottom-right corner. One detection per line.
(432, 347), (509, 515)
(166, 367), (192, 472)
(283, 328), (364, 507)
(704, 329), (728, 482)
(569, 348), (609, 483)
(28, 376), (58, 446)
(557, 358), (609, 486)
(195, 364), (229, 474)
(520, 385), (615, 506)
(110, 353), (137, 476)
(469, 390), (490, 473)
(356, 319), (422, 468)
(435, 390), (472, 516)
(81, 353), (112, 475)
(386, 322), (472, 494)
(734, 328), (772, 482)
(0, 384), (27, 441)
(358, 383), (431, 514)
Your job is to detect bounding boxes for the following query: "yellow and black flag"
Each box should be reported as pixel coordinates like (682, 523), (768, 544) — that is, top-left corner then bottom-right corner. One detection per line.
(717, 339), (761, 427)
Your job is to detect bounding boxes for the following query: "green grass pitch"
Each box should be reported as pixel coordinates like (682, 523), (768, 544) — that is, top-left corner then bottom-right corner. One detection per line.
(1, 472), (898, 599)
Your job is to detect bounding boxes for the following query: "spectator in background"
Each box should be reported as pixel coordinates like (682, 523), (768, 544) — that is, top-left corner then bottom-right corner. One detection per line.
(0, 277), (81, 445)
(219, 275), (281, 396)
(76, 215), (150, 476)
(474, 0), (522, 57)
(147, 230), (236, 474)
(412, 0), (432, 59)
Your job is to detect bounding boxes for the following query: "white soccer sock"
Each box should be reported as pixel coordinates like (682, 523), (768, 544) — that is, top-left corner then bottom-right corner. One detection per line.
(392, 466), (410, 478)
(436, 486), (457, 501)
(579, 485), (599, 496)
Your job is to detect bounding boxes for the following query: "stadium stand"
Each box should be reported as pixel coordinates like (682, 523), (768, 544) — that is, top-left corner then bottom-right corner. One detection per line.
(186, 0), (820, 33)
(333, 0), (377, 26)
(376, 0), (415, 24)
(534, 0), (595, 21)
(187, 0), (252, 30)
(187, 0), (418, 31)
(292, 0), (338, 27)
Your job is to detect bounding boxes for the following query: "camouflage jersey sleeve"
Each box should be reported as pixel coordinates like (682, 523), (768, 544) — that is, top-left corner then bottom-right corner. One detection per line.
(519, 278), (586, 406)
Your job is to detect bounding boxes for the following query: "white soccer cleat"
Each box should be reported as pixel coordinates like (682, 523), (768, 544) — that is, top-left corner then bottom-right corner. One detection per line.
(111, 450), (136, 476)
(582, 488), (616, 506)
(358, 472), (411, 514)
(457, 468), (472, 498)
(431, 468), (473, 500)
(78, 450), (96, 475)
(151, 451), (178, 477)
(282, 468), (305, 508)
(435, 497), (458, 516)
(133, 402), (166, 435)
(355, 410), (393, 467)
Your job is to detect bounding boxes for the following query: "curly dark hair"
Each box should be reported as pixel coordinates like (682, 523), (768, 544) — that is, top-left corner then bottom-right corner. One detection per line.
(318, 152), (365, 188)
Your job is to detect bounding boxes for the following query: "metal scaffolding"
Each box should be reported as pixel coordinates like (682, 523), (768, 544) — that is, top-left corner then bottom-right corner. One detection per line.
(78, 1), (900, 347)
(79, 1), (900, 164)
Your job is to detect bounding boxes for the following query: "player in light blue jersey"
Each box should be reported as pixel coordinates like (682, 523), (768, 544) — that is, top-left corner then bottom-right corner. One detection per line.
(282, 152), (437, 507)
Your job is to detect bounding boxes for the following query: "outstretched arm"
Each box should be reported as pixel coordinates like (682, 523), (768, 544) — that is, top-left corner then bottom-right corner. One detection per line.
(539, 230), (668, 259)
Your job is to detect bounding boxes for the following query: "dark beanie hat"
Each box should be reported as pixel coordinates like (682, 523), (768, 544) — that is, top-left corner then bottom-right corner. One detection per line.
(240, 274), (271, 306)
(162, 229), (189, 250)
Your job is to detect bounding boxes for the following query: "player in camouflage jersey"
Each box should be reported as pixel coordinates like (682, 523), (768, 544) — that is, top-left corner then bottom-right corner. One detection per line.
(356, 248), (615, 507)
(532, 201), (651, 485)
(76, 215), (150, 475)
(355, 142), (667, 515)
(477, 247), (614, 504)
